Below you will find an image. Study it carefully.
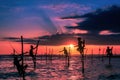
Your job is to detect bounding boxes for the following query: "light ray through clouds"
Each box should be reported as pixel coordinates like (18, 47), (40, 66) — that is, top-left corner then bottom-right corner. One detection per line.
(38, 9), (57, 35)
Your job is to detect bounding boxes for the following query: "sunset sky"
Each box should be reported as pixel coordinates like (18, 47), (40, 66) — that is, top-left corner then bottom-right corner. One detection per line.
(0, 0), (120, 55)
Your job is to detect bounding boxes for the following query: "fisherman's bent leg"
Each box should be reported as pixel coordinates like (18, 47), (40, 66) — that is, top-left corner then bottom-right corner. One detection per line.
(32, 56), (36, 69)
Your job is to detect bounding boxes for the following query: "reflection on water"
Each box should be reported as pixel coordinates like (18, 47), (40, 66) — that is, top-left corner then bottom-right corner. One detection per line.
(0, 56), (120, 80)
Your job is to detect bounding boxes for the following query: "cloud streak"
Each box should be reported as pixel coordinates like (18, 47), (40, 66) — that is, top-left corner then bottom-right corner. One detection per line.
(2, 34), (77, 45)
(2, 33), (120, 45)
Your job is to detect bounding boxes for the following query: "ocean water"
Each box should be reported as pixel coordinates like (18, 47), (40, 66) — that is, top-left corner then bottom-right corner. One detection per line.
(0, 55), (120, 80)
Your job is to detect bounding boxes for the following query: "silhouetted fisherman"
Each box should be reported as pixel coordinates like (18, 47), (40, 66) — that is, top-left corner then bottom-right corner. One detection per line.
(12, 49), (16, 68)
(77, 38), (85, 54)
(77, 37), (85, 75)
(11, 48), (19, 68)
(60, 47), (69, 67)
(60, 47), (69, 58)
(106, 46), (113, 65)
(29, 45), (38, 69)
(13, 54), (28, 76)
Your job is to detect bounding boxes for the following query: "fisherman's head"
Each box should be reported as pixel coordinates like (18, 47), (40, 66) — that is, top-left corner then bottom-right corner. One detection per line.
(107, 46), (109, 49)
(30, 45), (33, 48)
(78, 37), (81, 41)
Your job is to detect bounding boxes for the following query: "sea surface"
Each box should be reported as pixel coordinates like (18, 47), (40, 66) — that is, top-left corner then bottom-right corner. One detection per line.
(0, 55), (120, 80)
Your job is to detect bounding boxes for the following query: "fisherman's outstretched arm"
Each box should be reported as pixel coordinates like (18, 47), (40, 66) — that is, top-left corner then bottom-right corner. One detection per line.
(74, 45), (78, 47)
(59, 50), (64, 52)
(33, 46), (38, 49)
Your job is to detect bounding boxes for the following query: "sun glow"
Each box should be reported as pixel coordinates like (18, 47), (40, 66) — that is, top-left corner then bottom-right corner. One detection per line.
(69, 44), (74, 48)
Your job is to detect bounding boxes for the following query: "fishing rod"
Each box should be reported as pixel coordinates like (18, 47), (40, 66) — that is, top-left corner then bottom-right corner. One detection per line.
(8, 41), (19, 55)
(35, 40), (40, 55)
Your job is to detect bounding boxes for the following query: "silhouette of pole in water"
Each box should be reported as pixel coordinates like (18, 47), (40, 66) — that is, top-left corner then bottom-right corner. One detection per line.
(106, 46), (113, 65)
(99, 48), (101, 60)
(48, 48), (52, 64)
(12, 49), (16, 67)
(50, 48), (53, 64)
(77, 37), (85, 74)
(21, 36), (25, 80)
(45, 46), (48, 64)
(91, 49), (93, 64)
(34, 40), (39, 69)
(101, 48), (105, 62)
(68, 46), (71, 67)
(84, 48), (88, 60)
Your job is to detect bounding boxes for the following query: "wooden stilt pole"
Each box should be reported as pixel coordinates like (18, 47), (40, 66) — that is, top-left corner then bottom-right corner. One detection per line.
(34, 40), (39, 69)
(91, 49), (93, 64)
(46, 46), (47, 64)
(68, 46), (70, 67)
(81, 52), (84, 74)
(21, 36), (25, 80)
(51, 48), (53, 63)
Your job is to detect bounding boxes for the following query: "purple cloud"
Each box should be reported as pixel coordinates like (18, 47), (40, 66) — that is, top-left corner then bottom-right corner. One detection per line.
(61, 5), (120, 35)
